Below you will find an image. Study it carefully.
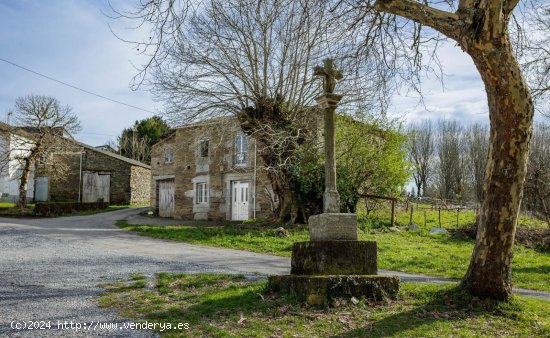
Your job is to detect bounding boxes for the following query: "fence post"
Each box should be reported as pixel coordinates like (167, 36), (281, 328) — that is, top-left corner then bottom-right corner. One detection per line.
(391, 200), (396, 227)
(456, 208), (460, 227)
(424, 210), (427, 227)
(409, 205), (414, 225)
(438, 208), (441, 227)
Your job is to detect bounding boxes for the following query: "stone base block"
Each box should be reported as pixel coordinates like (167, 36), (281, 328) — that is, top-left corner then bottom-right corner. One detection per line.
(308, 213), (357, 240)
(291, 241), (377, 275)
(268, 275), (400, 306)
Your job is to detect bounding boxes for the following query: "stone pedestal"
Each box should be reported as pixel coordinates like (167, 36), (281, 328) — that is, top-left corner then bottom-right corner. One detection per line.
(268, 275), (400, 306)
(268, 222), (400, 306)
(309, 213), (357, 241)
(291, 241), (377, 275)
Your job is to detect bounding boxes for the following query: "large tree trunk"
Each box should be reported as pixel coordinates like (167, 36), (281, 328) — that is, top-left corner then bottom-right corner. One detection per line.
(267, 170), (296, 223)
(374, 0), (533, 301)
(17, 157), (33, 210)
(461, 40), (534, 300)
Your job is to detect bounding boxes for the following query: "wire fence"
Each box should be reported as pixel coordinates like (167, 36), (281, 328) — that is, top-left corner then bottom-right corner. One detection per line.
(360, 195), (479, 229)
(361, 195), (548, 230)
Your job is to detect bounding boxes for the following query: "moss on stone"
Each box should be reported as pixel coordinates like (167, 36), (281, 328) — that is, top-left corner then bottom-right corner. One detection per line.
(268, 275), (400, 306)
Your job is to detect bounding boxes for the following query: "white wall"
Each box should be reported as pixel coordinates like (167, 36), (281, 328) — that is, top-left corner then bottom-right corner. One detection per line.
(0, 132), (35, 203)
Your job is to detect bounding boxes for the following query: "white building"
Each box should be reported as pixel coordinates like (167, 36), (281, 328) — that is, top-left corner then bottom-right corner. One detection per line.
(0, 126), (35, 203)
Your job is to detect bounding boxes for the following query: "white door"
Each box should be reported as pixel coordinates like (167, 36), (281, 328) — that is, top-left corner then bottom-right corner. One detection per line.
(35, 176), (49, 201)
(82, 173), (111, 203)
(158, 179), (175, 218)
(231, 181), (249, 221)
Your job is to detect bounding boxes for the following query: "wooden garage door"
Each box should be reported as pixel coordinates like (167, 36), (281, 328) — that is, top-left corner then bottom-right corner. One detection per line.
(82, 173), (111, 203)
(158, 179), (175, 218)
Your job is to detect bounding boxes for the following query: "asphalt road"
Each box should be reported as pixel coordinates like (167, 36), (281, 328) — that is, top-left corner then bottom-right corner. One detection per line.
(1, 208), (548, 337)
(0, 208), (287, 337)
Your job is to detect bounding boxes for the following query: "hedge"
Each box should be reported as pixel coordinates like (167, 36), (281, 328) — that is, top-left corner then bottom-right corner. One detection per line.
(35, 201), (110, 216)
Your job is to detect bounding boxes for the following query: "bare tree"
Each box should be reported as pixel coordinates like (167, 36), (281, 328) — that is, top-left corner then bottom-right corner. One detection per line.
(117, 132), (149, 163)
(407, 120), (434, 197)
(435, 120), (467, 202)
(520, 4), (550, 116)
(524, 124), (550, 227)
(113, 0), (388, 221)
(4, 95), (81, 210)
(465, 123), (489, 203)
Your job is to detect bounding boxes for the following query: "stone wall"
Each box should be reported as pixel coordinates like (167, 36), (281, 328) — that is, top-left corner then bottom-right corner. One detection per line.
(151, 118), (275, 220)
(130, 165), (151, 205)
(45, 141), (150, 205)
(82, 149), (132, 204)
(47, 152), (82, 202)
(150, 133), (176, 213)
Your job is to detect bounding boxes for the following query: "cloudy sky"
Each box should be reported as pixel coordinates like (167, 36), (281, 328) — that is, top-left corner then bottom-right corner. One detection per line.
(0, 0), (491, 146)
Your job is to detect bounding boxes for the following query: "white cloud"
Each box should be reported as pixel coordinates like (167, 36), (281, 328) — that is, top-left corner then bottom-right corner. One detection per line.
(388, 42), (489, 125)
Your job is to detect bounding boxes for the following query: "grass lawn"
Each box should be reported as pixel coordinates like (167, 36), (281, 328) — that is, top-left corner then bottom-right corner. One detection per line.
(116, 211), (550, 292)
(0, 202), (35, 215)
(99, 273), (550, 337)
(0, 202), (16, 208)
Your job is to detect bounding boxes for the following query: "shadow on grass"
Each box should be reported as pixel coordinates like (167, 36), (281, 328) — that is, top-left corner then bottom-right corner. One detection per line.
(134, 278), (297, 335)
(512, 265), (550, 274)
(335, 285), (511, 338)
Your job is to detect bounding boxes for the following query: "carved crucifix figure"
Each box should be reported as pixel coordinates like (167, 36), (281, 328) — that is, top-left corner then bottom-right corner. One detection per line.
(313, 59), (343, 95)
(314, 58), (343, 213)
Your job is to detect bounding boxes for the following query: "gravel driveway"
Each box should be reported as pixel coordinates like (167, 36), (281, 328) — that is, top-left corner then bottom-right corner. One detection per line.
(0, 208), (288, 337)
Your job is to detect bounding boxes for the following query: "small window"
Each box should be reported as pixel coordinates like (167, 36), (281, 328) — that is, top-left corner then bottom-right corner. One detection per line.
(234, 134), (248, 166)
(164, 148), (174, 163)
(198, 139), (209, 157)
(195, 182), (208, 204)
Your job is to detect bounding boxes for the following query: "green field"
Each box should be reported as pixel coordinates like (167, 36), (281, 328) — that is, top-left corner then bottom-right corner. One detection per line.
(117, 211), (550, 292)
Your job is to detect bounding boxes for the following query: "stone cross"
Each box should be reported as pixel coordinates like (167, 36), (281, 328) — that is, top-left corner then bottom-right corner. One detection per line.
(313, 59), (343, 95)
(314, 59), (343, 213)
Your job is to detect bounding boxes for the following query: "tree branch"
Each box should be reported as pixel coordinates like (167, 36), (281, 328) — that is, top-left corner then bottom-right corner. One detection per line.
(503, 0), (520, 16)
(374, 0), (460, 38)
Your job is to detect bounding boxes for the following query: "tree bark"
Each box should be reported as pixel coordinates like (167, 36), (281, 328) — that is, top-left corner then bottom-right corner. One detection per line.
(461, 40), (534, 300)
(267, 171), (294, 222)
(17, 157), (33, 210)
(374, 0), (534, 300)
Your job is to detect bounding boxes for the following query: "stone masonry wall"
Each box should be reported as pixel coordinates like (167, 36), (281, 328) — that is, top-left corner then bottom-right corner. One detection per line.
(130, 165), (151, 205)
(47, 152), (81, 202)
(151, 118), (275, 220)
(150, 134), (176, 212)
(46, 143), (150, 205)
(81, 150), (132, 204)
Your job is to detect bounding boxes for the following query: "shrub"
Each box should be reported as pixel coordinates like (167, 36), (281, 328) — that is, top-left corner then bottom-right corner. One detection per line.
(35, 201), (110, 216)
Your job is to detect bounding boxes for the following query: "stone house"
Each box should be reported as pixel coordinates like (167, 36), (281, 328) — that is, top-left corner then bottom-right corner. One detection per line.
(35, 139), (151, 205)
(0, 123), (150, 205)
(150, 118), (276, 220)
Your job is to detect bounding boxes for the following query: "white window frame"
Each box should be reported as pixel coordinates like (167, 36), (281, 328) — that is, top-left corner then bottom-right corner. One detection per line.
(198, 139), (209, 158)
(195, 182), (208, 204)
(234, 134), (248, 166)
(164, 148), (174, 164)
